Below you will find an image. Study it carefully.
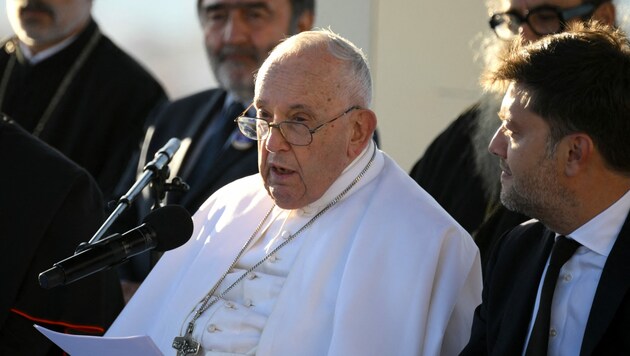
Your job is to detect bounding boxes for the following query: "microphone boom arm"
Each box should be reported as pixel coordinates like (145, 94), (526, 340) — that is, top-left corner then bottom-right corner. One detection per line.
(86, 138), (184, 247)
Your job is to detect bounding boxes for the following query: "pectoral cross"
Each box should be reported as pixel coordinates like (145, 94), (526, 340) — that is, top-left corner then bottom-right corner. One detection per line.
(172, 322), (200, 355)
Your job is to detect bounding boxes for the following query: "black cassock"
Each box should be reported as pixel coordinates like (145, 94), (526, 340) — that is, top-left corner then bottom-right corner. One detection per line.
(0, 117), (124, 355)
(0, 18), (167, 201)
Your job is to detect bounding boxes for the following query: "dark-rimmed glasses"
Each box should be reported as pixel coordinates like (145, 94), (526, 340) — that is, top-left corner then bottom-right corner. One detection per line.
(235, 105), (361, 146)
(489, 2), (598, 40)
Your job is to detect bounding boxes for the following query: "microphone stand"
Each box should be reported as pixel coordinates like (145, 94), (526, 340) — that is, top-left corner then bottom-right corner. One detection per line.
(80, 138), (189, 251)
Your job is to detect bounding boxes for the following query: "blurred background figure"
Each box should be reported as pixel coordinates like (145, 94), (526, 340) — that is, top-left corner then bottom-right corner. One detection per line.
(0, 0), (166, 202)
(409, 0), (617, 266)
(0, 115), (123, 355)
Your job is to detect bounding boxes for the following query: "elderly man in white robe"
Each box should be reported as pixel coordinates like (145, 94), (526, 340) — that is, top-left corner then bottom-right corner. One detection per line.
(106, 29), (482, 356)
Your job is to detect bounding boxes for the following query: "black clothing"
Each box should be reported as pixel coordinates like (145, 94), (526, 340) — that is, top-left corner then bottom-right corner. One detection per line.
(138, 88), (258, 214)
(411, 103), (488, 233)
(0, 117), (124, 355)
(461, 216), (630, 355)
(0, 19), (166, 200)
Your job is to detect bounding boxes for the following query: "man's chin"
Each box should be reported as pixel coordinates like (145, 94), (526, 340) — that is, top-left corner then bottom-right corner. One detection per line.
(16, 28), (51, 47)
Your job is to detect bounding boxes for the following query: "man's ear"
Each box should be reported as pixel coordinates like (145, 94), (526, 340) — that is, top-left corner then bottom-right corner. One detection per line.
(564, 133), (594, 177)
(296, 10), (315, 32)
(592, 1), (616, 26)
(348, 109), (377, 157)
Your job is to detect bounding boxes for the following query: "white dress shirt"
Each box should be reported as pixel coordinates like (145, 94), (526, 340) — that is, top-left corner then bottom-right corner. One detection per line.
(524, 189), (630, 356)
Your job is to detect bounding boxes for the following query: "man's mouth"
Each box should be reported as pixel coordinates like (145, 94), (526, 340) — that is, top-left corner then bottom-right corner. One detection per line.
(499, 160), (512, 177)
(20, 3), (54, 17)
(271, 165), (294, 175)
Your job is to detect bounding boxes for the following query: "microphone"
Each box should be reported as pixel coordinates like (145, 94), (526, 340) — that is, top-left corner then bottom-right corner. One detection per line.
(144, 137), (181, 172)
(38, 205), (193, 289)
(88, 138), (183, 246)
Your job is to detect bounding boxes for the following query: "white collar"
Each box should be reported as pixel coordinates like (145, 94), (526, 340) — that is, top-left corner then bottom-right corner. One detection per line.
(294, 139), (382, 216)
(19, 33), (79, 65)
(566, 189), (630, 257)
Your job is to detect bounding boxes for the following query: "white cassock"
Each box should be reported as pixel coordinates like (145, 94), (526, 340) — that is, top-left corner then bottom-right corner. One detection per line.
(107, 141), (482, 356)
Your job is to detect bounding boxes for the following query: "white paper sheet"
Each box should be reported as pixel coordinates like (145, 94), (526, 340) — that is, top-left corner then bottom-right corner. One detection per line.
(34, 324), (163, 355)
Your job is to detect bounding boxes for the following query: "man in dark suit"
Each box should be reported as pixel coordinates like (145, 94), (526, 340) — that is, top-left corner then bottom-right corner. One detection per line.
(461, 22), (630, 355)
(115, 0), (315, 299)
(0, 115), (124, 355)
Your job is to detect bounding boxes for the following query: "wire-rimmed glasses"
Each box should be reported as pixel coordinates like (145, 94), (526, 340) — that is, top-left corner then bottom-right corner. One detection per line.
(235, 105), (361, 146)
(489, 2), (598, 40)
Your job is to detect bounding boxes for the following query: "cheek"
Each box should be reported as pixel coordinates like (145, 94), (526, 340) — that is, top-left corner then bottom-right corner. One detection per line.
(202, 28), (221, 51)
(299, 145), (344, 191)
(258, 142), (268, 171)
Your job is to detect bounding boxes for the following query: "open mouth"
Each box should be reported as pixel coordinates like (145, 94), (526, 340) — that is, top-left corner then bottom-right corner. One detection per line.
(272, 165), (294, 175)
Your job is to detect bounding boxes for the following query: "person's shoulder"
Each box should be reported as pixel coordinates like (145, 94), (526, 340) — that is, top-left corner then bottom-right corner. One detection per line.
(88, 28), (164, 90)
(195, 174), (264, 217)
(0, 117), (86, 178)
(376, 153), (469, 230)
(489, 218), (545, 263)
(212, 174), (262, 200)
(0, 117), (102, 211)
(149, 88), (225, 131)
(502, 219), (544, 243)
(168, 88), (226, 109)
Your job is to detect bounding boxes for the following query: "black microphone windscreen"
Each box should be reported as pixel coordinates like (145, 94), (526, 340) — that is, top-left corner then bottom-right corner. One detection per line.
(144, 205), (193, 251)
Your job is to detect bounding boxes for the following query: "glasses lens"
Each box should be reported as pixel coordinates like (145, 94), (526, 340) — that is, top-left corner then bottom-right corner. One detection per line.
(490, 13), (521, 39)
(254, 119), (271, 140)
(236, 117), (313, 146)
(528, 8), (562, 36)
(279, 121), (311, 146)
(236, 116), (259, 140)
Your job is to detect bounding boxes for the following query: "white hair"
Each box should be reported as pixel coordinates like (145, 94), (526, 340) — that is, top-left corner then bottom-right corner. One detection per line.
(265, 28), (373, 107)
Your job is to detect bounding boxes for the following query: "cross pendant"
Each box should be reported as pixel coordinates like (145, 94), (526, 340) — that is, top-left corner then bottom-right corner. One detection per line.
(172, 323), (200, 355)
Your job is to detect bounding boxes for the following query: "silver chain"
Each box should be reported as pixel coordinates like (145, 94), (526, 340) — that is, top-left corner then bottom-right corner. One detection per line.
(183, 144), (377, 337)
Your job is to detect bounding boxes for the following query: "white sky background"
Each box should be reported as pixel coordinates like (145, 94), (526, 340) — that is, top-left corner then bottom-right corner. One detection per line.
(2, 0), (630, 100)
(0, 0), (373, 101)
(90, 0), (216, 99)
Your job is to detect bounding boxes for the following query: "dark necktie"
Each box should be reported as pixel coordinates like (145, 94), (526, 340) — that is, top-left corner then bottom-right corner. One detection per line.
(525, 235), (581, 356)
(185, 101), (245, 190)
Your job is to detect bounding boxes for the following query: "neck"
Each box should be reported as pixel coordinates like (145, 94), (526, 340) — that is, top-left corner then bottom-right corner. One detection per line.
(543, 173), (630, 235)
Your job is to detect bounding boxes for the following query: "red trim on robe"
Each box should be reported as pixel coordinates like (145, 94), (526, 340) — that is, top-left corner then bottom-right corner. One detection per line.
(10, 308), (105, 335)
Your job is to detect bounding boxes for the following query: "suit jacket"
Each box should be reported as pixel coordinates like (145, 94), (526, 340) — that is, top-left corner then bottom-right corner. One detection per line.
(461, 214), (630, 355)
(138, 88), (258, 213)
(0, 117), (124, 355)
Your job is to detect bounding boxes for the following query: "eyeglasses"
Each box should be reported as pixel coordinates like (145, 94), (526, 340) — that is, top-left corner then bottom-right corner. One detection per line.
(489, 2), (598, 40)
(235, 105), (361, 146)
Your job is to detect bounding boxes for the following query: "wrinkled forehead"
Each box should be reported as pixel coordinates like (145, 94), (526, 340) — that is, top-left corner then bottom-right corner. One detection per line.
(255, 45), (345, 98)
